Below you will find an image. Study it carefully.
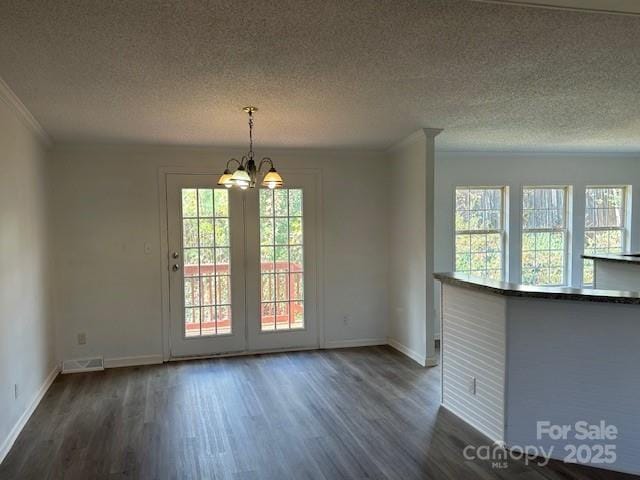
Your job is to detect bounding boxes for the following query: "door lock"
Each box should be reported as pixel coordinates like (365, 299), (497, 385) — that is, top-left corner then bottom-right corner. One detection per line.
(172, 252), (179, 259)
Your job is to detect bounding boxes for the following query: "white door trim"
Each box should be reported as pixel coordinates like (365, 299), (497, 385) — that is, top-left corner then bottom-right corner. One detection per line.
(157, 166), (325, 361)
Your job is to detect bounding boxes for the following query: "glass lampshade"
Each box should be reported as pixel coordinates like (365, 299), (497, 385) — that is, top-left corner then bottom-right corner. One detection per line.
(217, 169), (233, 188)
(262, 168), (283, 189)
(230, 166), (251, 188)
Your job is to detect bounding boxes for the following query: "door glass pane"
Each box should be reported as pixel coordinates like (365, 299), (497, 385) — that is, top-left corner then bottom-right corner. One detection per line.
(181, 188), (232, 337)
(259, 188), (304, 331)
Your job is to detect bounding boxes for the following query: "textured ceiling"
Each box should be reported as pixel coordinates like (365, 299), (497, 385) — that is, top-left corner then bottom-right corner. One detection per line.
(0, 0), (639, 151)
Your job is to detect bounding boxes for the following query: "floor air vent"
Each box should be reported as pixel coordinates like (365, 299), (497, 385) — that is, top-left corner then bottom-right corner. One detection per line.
(62, 357), (104, 373)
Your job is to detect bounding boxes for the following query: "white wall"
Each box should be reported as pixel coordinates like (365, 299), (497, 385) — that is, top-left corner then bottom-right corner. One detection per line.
(49, 144), (389, 363)
(593, 260), (640, 291)
(387, 130), (439, 366)
(506, 296), (640, 475)
(441, 284), (506, 443)
(0, 94), (56, 459)
(434, 151), (640, 336)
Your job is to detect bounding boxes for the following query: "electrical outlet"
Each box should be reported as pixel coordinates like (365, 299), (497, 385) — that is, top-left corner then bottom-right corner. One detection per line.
(469, 376), (477, 395)
(14, 383), (19, 400)
(144, 242), (152, 255)
(77, 332), (87, 345)
(343, 314), (352, 324)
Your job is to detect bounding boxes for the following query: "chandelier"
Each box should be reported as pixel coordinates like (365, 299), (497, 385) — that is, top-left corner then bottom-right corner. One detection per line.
(217, 107), (283, 190)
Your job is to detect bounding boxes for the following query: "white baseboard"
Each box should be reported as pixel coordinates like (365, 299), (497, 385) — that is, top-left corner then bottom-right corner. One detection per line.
(0, 364), (60, 464)
(104, 354), (164, 369)
(426, 355), (439, 367)
(323, 338), (387, 349)
(387, 338), (427, 366)
(440, 403), (502, 444)
(169, 346), (319, 362)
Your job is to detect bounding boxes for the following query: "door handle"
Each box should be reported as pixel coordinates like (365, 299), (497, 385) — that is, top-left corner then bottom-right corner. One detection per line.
(172, 264), (180, 272)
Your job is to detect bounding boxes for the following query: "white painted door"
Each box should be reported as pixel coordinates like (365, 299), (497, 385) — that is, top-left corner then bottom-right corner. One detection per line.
(167, 174), (246, 357)
(245, 173), (319, 350)
(166, 172), (319, 357)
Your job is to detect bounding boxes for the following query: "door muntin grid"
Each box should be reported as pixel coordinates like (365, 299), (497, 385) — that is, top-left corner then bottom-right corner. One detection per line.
(259, 188), (304, 331)
(181, 188), (232, 337)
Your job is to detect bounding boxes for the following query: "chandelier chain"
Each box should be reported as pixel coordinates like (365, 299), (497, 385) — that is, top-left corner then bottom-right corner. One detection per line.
(248, 109), (254, 160)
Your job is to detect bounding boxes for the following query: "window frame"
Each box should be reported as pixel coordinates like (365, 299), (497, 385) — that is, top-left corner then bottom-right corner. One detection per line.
(520, 185), (570, 286)
(583, 185), (629, 287)
(453, 186), (507, 281)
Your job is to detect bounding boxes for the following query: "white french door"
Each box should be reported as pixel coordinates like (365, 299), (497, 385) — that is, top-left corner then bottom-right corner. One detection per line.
(167, 174), (246, 357)
(166, 172), (318, 358)
(245, 172), (319, 351)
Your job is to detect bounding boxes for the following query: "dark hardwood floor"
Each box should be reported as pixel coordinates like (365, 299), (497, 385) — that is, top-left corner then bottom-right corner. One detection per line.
(0, 346), (635, 479)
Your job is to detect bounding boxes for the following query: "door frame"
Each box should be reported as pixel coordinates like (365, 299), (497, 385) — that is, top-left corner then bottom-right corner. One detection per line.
(158, 165), (324, 361)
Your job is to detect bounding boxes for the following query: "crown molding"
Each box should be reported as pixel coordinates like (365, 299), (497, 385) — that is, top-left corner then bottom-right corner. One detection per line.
(471, 0), (640, 17)
(437, 149), (640, 157)
(0, 76), (51, 146)
(422, 128), (444, 138)
(387, 127), (444, 152)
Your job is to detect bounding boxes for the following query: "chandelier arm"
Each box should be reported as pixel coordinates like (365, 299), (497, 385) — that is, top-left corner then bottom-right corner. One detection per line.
(225, 157), (242, 169)
(258, 157), (274, 172)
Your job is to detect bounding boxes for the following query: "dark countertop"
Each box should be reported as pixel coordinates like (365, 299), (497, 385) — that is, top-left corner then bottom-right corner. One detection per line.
(581, 252), (640, 264)
(434, 272), (640, 304)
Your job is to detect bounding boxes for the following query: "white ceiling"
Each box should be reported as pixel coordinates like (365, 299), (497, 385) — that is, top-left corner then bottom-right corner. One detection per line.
(0, 0), (638, 151)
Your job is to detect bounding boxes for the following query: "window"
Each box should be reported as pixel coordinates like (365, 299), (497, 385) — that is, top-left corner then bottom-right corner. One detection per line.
(583, 187), (627, 286)
(181, 188), (232, 337)
(521, 187), (568, 286)
(455, 187), (505, 280)
(259, 188), (304, 331)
